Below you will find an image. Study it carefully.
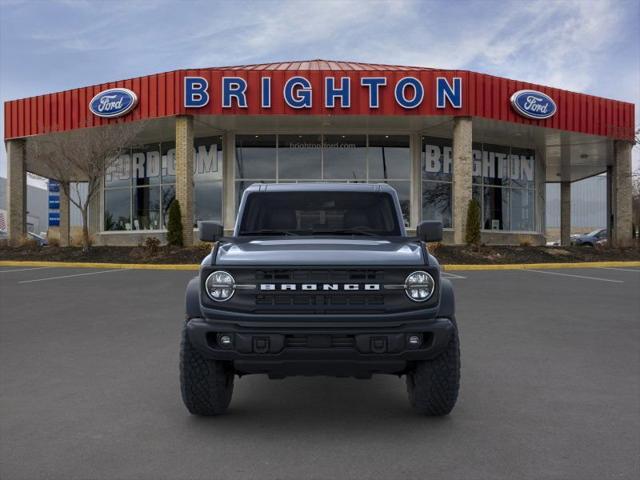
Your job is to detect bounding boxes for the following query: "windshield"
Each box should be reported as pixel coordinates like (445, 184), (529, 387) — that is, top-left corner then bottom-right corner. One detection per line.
(238, 191), (402, 236)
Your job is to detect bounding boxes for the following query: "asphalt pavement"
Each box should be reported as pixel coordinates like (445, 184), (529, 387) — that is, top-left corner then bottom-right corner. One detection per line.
(1, 265), (639, 480)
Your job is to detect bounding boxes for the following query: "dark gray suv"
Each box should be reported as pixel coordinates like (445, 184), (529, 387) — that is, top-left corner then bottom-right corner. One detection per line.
(180, 183), (460, 416)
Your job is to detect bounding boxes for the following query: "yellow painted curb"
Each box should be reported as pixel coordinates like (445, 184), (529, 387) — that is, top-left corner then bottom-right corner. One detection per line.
(1, 260), (639, 271)
(443, 261), (640, 271)
(0, 260), (200, 270)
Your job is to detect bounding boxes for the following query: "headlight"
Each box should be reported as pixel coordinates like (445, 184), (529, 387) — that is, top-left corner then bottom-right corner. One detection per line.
(205, 271), (235, 302)
(404, 271), (435, 302)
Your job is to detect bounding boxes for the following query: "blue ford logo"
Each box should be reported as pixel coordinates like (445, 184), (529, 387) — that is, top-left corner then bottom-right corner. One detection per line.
(89, 88), (138, 118)
(510, 90), (556, 120)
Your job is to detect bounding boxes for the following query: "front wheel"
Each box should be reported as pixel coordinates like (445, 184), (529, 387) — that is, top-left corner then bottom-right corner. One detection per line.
(406, 320), (460, 416)
(180, 323), (234, 416)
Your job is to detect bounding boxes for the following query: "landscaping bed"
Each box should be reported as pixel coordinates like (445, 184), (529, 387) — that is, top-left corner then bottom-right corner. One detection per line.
(1, 243), (638, 265)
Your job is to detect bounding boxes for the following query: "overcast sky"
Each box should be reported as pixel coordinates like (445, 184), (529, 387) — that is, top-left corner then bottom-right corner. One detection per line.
(1, 0), (638, 181)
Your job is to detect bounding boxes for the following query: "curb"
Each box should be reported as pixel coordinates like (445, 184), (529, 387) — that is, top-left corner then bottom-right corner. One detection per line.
(443, 261), (640, 271)
(0, 260), (200, 270)
(1, 260), (639, 271)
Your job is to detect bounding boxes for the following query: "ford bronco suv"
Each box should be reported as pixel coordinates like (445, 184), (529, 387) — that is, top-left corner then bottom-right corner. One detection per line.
(180, 183), (460, 416)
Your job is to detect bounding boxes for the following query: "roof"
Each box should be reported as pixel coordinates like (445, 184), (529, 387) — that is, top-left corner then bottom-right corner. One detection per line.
(246, 182), (396, 193)
(213, 59), (434, 71)
(3, 59), (635, 141)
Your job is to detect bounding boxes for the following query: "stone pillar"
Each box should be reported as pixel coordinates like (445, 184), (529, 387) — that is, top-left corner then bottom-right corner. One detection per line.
(175, 115), (194, 246)
(222, 132), (236, 235)
(610, 141), (633, 247)
(560, 181), (571, 246)
(452, 117), (473, 244)
(409, 133), (422, 230)
(6, 139), (27, 245)
(59, 182), (70, 247)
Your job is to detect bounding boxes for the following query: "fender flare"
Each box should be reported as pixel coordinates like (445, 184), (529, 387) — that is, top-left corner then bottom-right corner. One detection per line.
(437, 278), (455, 318)
(185, 276), (201, 320)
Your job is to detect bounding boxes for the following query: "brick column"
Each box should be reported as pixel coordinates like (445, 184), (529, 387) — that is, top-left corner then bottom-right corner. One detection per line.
(6, 139), (27, 245)
(59, 181), (70, 247)
(222, 132), (236, 235)
(610, 141), (633, 247)
(560, 181), (571, 246)
(175, 115), (194, 246)
(452, 117), (473, 244)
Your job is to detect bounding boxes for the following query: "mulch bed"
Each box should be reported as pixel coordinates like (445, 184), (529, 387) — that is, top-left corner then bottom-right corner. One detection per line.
(1, 243), (638, 265)
(430, 244), (640, 265)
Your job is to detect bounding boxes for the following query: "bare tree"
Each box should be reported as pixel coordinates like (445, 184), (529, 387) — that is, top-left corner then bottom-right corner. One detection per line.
(27, 122), (143, 250)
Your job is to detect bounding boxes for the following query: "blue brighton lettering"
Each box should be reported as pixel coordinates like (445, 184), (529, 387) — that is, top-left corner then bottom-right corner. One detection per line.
(184, 77), (209, 108)
(394, 77), (424, 109)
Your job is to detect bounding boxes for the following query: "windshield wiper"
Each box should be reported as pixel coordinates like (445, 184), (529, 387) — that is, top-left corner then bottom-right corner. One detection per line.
(240, 229), (299, 236)
(314, 228), (385, 237)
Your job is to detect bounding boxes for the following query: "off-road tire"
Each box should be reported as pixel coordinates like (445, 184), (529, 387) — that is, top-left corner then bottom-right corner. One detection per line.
(180, 323), (234, 416)
(406, 319), (460, 416)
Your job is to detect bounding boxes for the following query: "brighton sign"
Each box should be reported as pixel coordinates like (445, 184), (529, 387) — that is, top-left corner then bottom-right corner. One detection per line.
(89, 88), (138, 118)
(183, 75), (464, 110)
(510, 89), (557, 120)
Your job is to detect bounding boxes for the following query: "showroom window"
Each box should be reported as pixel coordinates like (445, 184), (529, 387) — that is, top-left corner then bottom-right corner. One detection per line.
(103, 136), (223, 231)
(235, 134), (411, 224)
(422, 137), (537, 232)
(422, 136), (453, 228)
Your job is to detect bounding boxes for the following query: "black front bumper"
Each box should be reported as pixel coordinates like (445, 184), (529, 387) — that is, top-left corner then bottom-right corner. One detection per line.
(186, 317), (454, 378)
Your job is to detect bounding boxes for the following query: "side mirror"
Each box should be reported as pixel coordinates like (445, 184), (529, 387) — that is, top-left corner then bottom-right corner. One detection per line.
(416, 221), (443, 243)
(198, 221), (224, 242)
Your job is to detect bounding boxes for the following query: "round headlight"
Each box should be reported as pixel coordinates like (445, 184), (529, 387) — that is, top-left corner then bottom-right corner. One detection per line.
(205, 271), (235, 302)
(404, 271), (435, 302)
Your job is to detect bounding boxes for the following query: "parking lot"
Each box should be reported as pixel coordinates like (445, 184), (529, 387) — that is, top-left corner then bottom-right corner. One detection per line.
(1, 264), (639, 480)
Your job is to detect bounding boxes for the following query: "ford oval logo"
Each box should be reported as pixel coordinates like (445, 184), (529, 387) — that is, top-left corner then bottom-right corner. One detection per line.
(89, 88), (138, 118)
(510, 89), (556, 120)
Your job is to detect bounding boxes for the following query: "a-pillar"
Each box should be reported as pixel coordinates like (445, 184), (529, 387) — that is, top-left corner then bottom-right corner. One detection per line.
(175, 115), (194, 246)
(452, 117), (473, 244)
(59, 181), (70, 246)
(6, 139), (27, 245)
(610, 141), (633, 247)
(560, 181), (571, 246)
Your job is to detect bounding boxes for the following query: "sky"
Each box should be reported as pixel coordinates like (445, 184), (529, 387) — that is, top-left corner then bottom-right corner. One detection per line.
(1, 0), (639, 182)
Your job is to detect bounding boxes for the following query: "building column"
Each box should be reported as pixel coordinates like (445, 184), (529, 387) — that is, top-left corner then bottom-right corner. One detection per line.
(610, 141), (633, 247)
(409, 133), (422, 230)
(59, 181), (70, 247)
(6, 139), (27, 245)
(452, 117), (473, 244)
(560, 181), (571, 246)
(175, 115), (194, 246)
(222, 132), (236, 235)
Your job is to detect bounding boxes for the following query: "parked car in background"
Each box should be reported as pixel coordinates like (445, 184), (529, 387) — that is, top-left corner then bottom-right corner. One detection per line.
(0, 230), (48, 245)
(27, 231), (48, 246)
(571, 229), (607, 247)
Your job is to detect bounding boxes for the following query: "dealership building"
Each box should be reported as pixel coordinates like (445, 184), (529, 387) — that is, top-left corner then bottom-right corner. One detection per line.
(3, 60), (636, 246)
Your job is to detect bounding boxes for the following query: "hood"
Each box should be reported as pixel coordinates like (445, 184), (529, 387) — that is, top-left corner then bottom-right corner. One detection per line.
(215, 238), (425, 266)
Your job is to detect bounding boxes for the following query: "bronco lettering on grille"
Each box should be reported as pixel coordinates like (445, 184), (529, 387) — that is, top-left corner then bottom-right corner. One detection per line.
(259, 283), (381, 291)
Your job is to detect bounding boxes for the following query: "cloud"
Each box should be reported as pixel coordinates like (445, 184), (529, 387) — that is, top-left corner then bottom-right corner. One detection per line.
(1, 0), (638, 176)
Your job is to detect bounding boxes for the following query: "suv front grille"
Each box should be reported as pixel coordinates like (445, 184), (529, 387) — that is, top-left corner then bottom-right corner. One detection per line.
(201, 267), (436, 314)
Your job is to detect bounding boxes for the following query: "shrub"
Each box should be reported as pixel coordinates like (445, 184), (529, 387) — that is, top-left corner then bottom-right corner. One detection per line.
(166, 200), (183, 247)
(144, 236), (161, 256)
(465, 199), (481, 246)
(428, 241), (443, 254)
(48, 237), (60, 247)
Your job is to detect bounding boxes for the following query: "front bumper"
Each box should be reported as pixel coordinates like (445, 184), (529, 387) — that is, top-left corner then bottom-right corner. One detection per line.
(186, 317), (454, 378)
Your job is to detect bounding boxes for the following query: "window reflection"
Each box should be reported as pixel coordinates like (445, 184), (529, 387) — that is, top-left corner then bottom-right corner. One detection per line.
(322, 134), (366, 179)
(369, 135), (410, 179)
(235, 135), (277, 179)
(278, 134), (322, 179)
(104, 188), (131, 231)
